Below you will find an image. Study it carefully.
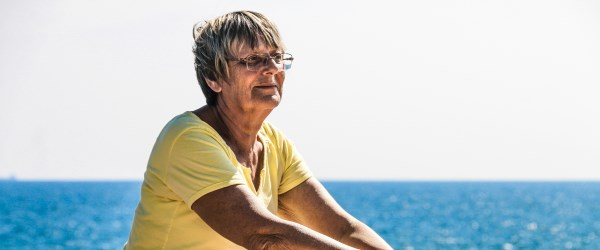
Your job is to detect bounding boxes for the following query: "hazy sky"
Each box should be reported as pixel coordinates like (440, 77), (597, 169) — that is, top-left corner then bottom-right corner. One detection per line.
(1, 0), (599, 180)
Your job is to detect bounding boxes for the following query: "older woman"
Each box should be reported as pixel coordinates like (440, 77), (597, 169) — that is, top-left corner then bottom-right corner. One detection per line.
(125, 11), (392, 249)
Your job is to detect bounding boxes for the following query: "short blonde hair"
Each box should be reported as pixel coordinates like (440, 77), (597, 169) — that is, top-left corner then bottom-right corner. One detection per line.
(192, 11), (286, 105)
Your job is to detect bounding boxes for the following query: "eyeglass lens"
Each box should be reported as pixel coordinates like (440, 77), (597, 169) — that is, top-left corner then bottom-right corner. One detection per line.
(245, 53), (293, 71)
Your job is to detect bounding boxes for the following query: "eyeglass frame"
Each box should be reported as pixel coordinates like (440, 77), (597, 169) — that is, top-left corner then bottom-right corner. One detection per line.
(228, 52), (294, 71)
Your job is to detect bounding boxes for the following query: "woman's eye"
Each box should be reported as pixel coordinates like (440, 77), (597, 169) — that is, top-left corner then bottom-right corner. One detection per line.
(245, 55), (262, 64)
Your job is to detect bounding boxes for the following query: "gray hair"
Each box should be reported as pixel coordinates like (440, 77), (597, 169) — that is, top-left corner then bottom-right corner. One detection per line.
(192, 11), (286, 105)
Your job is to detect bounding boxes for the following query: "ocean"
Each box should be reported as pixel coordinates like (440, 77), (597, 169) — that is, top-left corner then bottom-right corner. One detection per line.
(1, 181), (599, 249)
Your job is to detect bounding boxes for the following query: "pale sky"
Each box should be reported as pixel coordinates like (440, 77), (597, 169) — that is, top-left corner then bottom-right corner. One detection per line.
(1, 0), (599, 180)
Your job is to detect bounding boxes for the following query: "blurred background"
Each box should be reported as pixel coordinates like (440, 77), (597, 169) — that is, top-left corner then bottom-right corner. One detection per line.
(1, 0), (599, 181)
(1, 1), (600, 249)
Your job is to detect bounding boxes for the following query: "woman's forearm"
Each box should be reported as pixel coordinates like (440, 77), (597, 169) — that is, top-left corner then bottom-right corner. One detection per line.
(338, 219), (393, 250)
(246, 220), (358, 250)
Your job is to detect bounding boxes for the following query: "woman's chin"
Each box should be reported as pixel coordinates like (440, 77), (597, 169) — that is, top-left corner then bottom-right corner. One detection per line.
(251, 91), (282, 108)
(260, 95), (281, 108)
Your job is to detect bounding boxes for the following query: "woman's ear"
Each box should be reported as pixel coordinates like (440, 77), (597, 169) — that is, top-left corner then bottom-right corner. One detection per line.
(205, 78), (223, 93)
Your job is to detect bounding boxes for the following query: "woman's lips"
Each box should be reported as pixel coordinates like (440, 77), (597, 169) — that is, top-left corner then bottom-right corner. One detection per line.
(255, 83), (278, 89)
(254, 85), (279, 94)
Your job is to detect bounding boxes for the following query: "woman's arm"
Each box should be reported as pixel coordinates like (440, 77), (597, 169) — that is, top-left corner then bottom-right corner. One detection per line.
(278, 177), (393, 250)
(192, 184), (357, 250)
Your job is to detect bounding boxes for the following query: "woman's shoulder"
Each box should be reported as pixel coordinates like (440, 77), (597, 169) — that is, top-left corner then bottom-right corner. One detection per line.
(260, 121), (290, 145)
(157, 111), (220, 142)
(161, 111), (202, 131)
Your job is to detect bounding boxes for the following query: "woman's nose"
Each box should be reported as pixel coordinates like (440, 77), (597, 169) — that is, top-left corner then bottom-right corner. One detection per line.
(262, 58), (282, 74)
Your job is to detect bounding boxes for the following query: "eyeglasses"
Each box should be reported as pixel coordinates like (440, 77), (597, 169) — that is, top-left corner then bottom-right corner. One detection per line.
(229, 52), (294, 71)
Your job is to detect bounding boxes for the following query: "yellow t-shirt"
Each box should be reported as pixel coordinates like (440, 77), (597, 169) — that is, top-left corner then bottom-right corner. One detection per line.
(125, 111), (312, 249)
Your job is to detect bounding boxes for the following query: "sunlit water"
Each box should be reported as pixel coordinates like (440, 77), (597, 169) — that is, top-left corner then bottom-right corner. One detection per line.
(1, 181), (599, 249)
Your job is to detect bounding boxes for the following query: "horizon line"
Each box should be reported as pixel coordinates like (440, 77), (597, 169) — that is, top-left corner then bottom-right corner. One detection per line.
(2, 178), (600, 183)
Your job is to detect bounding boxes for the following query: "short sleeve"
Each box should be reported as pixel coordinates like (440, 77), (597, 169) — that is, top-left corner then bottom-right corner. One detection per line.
(275, 130), (313, 195)
(166, 128), (246, 207)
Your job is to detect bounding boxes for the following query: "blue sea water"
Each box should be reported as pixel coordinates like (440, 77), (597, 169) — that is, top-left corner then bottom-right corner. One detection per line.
(1, 181), (599, 249)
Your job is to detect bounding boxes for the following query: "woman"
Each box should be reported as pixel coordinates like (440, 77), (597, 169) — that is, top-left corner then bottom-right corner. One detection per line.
(125, 11), (392, 249)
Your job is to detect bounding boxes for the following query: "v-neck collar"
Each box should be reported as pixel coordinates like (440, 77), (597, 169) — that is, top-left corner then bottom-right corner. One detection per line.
(186, 111), (269, 195)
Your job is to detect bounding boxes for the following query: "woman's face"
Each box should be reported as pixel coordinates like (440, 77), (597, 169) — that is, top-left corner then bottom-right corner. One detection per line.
(216, 39), (286, 113)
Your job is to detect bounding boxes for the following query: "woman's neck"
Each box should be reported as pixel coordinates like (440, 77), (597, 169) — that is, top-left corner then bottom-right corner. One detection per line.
(195, 104), (270, 155)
